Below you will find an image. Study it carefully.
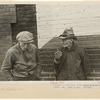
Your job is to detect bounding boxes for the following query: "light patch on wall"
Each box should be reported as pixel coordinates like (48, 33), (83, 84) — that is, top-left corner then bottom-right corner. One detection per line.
(36, 2), (100, 48)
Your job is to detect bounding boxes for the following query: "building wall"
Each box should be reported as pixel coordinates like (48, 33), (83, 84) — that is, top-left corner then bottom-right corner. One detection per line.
(0, 4), (37, 68)
(36, 2), (100, 48)
(0, 5), (38, 80)
(36, 2), (100, 80)
(11, 5), (38, 46)
(39, 35), (100, 80)
(0, 5), (16, 67)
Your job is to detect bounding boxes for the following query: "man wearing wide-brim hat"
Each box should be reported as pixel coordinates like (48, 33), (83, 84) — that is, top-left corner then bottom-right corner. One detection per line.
(54, 27), (91, 80)
(1, 31), (41, 81)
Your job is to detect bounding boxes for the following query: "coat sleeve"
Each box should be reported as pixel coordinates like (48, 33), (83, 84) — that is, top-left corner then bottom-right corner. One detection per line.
(1, 50), (14, 80)
(79, 47), (91, 78)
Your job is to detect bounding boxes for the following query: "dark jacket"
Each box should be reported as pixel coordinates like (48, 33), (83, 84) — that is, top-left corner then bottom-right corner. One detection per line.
(54, 43), (91, 80)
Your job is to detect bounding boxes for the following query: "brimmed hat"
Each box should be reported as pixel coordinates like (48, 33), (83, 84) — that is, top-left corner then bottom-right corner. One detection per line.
(16, 31), (34, 43)
(59, 27), (77, 40)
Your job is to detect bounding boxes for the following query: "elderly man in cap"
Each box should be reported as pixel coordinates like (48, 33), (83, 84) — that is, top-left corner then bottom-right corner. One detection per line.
(54, 27), (91, 80)
(1, 31), (41, 81)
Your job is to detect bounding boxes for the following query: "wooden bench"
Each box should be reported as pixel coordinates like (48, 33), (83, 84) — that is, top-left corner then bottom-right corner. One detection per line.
(39, 35), (100, 80)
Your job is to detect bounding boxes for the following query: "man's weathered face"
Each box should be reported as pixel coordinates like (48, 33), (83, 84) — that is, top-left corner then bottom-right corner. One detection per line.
(19, 42), (32, 51)
(63, 39), (73, 48)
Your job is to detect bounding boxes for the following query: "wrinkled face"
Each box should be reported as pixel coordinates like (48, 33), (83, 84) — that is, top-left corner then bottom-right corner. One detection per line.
(19, 42), (32, 51)
(63, 39), (73, 48)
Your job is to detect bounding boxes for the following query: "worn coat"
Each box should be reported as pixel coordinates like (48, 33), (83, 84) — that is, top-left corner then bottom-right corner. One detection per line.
(1, 43), (41, 80)
(54, 43), (91, 80)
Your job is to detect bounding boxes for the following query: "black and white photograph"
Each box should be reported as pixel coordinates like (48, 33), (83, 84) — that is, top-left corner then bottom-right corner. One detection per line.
(0, 2), (99, 81)
(0, 0), (100, 99)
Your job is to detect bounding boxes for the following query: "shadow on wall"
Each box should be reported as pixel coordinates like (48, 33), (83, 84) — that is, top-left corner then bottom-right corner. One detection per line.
(39, 35), (100, 80)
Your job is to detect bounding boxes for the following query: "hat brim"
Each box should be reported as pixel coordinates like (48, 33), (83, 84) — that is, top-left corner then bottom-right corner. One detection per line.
(59, 35), (77, 40)
(19, 39), (34, 43)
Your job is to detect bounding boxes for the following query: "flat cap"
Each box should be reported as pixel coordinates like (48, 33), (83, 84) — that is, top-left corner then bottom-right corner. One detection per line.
(16, 31), (34, 43)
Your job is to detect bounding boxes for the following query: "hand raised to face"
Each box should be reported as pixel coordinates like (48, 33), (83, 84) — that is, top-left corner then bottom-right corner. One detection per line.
(54, 49), (62, 60)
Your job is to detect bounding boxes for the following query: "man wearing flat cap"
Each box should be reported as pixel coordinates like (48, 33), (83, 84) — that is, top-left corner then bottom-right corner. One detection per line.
(1, 31), (41, 81)
(54, 27), (91, 80)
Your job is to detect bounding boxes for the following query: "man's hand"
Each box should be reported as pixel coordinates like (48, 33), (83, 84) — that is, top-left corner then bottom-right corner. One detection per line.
(54, 49), (62, 60)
